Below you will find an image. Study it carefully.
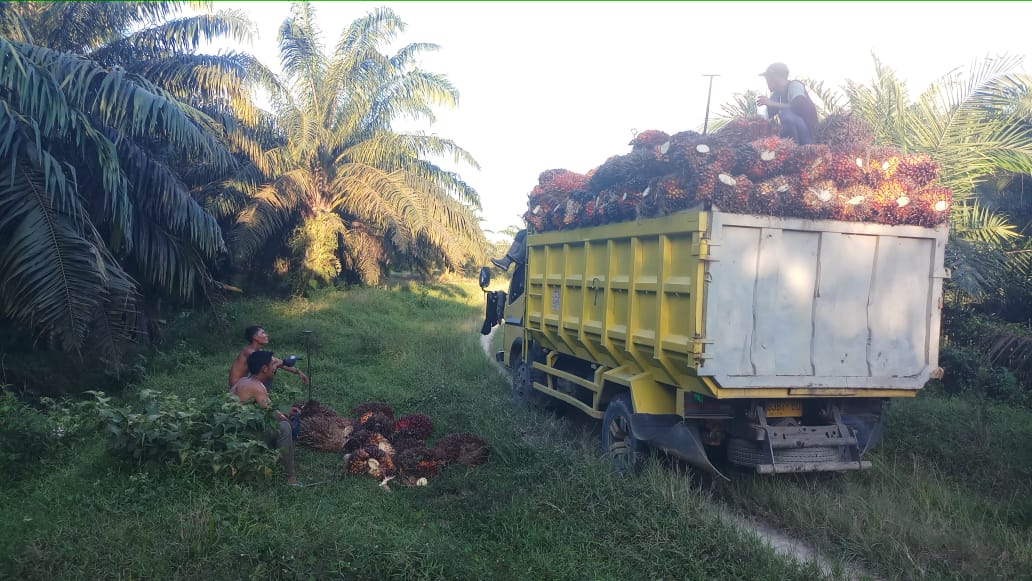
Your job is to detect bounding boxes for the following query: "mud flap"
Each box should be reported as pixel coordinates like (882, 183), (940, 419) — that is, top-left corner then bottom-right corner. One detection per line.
(630, 413), (727, 479)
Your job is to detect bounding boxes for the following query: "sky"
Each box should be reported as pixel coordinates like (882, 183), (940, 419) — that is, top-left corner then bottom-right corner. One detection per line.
(209, 1), (1032, 239)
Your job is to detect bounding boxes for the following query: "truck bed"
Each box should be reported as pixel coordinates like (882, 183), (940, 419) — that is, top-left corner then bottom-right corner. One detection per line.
(525, 210), (947, 399)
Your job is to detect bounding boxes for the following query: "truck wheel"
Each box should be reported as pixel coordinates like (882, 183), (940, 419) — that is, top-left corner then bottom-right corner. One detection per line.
(511, 361), (538, 406)
(602, 393), (645, 473)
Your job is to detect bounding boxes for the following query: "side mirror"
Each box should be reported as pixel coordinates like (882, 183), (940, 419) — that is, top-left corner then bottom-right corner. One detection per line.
(479, 266), (491, 290)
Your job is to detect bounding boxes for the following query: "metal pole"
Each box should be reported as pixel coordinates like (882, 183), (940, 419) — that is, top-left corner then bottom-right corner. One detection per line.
(302, 329), (313, 401)
(702, 74), (720, 135)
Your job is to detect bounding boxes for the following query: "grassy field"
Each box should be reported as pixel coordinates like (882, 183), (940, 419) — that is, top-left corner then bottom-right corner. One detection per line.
(0, 280), (821, 580)
(715, 394), (1032, 580)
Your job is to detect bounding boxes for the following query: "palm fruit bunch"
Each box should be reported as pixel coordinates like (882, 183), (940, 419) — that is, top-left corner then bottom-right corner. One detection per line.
(815, 112), (875, 149)
(357, 411), (394, 435)
(395, 447), (440, 485)
(524, 169), (589, 232)
(652, 173), (694, 213)
(837, 184), (875, 221)
(800, 180), (841, 219)
(791, 144), (832, 188)
(335, 403), (490, 487)
(739, 136), (797, 180)
(392, 414), (433, 439)
(388, 429), (425, 454)
(351, 402), (394, 419)
(857, 146), (902, 189)
(346, 445), (396, 481)
(869, 179), (911, 224)
(894, 154), (939, 189)
(712, 117), (776, 147)
(665, 130), (702, 163)
(629, 129), (671, 160)
(298, 415), (354, 453)
(911, 187), (952, 226)
(751, 175), (798, 215)
(341, 428), (377, 455)
(681, 137), (719, 175)
(824, 151), (866, 186)
(710, 173), (753, 213)
(431, 433), (491, 467)
(595, 188), (639, 224)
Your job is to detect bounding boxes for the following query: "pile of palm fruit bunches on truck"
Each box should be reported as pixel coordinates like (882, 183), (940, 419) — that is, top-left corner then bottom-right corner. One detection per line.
(524, 114), (951, 233)
(293, 400), (490, 488)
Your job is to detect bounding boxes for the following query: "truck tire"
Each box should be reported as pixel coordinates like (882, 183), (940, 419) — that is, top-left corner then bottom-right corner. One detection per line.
(601, 393), (645, 473)
(511, 360), (539, 406)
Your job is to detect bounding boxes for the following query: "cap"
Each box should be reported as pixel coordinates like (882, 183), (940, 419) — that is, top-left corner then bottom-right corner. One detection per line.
(760, 62), (789, 78)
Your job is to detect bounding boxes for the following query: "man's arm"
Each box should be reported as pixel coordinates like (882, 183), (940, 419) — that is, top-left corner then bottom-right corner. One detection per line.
(273, 357), (309, 384)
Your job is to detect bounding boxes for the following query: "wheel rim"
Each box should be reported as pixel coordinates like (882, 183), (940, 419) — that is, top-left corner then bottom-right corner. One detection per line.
(512, 366), (530, 400)
(608, 414), (634, 470)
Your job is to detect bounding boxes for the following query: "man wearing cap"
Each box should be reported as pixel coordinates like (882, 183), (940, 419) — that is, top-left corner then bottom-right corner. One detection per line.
(758, 63), (818, 145)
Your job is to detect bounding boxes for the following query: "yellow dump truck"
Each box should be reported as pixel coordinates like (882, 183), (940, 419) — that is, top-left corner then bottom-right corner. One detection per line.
(480, 209), (948, 475)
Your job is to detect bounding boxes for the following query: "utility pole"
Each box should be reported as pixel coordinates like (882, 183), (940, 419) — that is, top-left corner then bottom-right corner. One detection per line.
(702, 74), (720, 135)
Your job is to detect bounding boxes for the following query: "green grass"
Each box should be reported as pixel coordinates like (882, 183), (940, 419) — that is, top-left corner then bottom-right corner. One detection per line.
(0, 279), (820, 580)
(715, 394), (1032, 580)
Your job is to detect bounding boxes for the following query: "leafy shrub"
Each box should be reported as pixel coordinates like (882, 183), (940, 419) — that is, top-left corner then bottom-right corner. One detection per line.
(0, 390), (56, 480)
(90, 390), (281, 479)
(930, 345), (1031, 408)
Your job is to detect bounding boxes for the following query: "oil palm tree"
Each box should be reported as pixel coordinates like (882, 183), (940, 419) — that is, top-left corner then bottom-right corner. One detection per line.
(226, 3), (484, 288)
(0, 2), (262, 360)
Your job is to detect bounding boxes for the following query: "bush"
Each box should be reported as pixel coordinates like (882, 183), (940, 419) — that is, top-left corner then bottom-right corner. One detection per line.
(931, 345), (1032, 408)
(0, 390), (56, 480)
(90, 390), (282, 479)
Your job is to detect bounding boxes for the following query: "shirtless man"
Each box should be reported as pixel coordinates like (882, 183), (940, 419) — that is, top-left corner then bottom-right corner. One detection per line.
(231, 350), (300, 485)
(229, 325), (309, 389)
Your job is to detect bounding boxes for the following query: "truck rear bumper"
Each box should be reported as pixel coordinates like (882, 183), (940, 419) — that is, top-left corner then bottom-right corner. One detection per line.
(756, 460), (872, 474)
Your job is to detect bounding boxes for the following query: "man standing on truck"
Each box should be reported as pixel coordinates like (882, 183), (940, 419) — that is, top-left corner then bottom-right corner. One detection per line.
(757, 62), (818, 145)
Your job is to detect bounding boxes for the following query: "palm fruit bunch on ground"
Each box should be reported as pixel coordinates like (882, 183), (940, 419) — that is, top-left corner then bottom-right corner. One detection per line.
(392, 414), (433, 439)
(334, 402), (488, 488)
(395, 447), (440, 486)
(298, 415), (354, 453)
(431, 433), (491, 467)
(295, 400), (355, 453)
(351, 402), (393, 418)
(523, 118), (951, 232)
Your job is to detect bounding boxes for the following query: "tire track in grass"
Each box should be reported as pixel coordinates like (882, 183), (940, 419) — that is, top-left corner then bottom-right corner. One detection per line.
(478, 325), (879, 581)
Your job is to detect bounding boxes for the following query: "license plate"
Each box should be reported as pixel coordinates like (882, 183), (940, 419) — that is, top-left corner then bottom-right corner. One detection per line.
(766, 401), (802, 418)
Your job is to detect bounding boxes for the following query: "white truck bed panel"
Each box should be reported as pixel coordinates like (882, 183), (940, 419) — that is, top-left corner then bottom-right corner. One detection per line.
(699, 212), (947, 390)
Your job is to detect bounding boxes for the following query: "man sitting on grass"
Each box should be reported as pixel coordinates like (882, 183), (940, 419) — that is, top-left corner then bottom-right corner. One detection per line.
(229, 325), (308, 389)
(231, 350), (301, 486)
